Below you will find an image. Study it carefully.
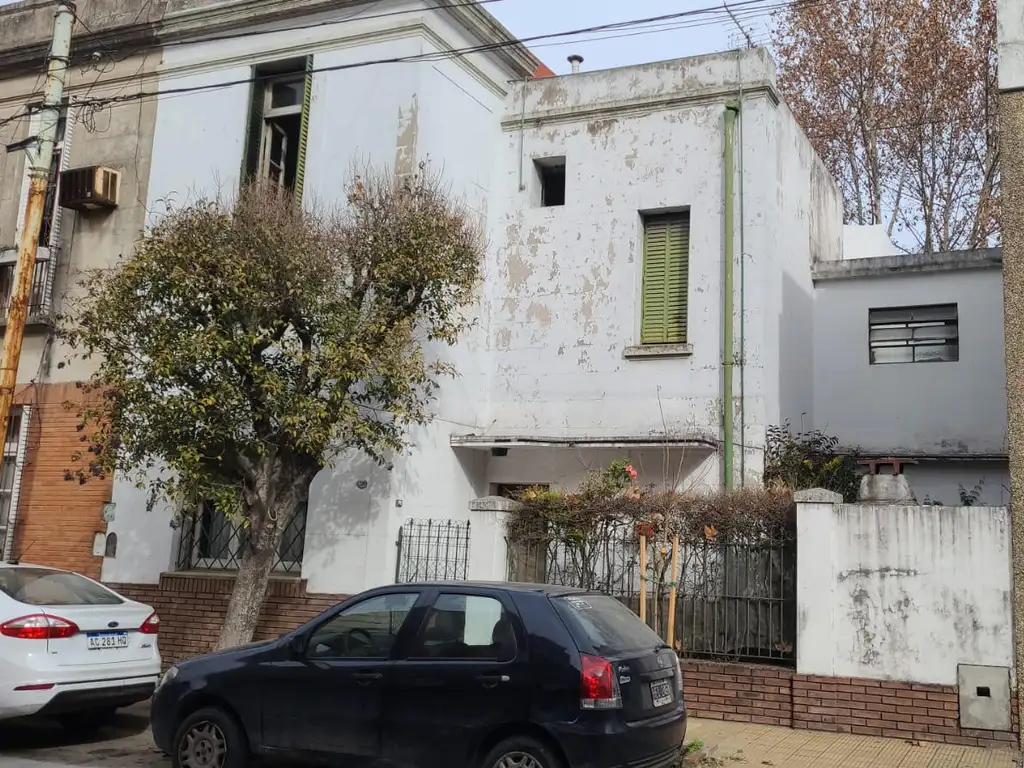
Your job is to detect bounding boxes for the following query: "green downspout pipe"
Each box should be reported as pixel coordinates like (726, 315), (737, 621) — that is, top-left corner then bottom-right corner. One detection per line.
(723, 102), (740, 489)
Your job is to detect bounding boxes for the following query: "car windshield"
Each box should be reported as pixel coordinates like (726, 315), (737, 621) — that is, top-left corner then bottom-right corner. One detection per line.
(0, 567), (123, 606)
(552, 593), (665, 655)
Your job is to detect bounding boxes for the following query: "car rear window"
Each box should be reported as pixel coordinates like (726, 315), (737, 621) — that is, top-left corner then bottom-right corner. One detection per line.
(0, 568), (123, 606)
(552, 593), (665, 655)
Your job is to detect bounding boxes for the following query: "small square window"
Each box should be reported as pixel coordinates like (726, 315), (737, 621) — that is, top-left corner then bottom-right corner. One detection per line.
(868, 303), (959, 365)
(534, 157), (566, 207)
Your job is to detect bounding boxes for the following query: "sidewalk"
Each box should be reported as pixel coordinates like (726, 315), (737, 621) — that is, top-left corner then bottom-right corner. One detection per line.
(689, 718), (1019, 767)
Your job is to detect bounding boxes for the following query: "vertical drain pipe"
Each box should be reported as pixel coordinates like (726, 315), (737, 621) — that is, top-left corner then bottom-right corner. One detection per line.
(723, 102), (740, 490)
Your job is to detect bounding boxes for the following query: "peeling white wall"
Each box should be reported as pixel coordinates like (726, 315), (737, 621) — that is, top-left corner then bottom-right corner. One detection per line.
(797, 496), (1013, 685)
(104, 2), (516, 593)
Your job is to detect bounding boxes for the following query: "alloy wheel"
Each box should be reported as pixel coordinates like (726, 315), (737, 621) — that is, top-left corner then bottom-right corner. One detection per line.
(178, 720), (228, 768)
(495, 752), (544, 768)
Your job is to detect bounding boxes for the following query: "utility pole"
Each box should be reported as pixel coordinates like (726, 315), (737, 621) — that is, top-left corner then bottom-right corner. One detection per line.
(0, 2), (76, 451)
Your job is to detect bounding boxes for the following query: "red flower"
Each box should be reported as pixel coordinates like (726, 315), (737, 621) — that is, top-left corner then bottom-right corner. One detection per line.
(625, 464), (637, 480)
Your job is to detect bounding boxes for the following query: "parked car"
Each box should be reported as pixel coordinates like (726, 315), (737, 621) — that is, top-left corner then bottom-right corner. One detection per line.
(0, 562), (162, 730)
(151, 582), (687, 768)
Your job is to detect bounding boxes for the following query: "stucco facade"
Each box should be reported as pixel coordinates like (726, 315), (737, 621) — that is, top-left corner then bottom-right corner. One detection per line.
(812, 249), (1010, 506)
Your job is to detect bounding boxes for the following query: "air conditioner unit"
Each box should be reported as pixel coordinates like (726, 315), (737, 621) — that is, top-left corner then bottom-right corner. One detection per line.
(59, 166), (121, 211)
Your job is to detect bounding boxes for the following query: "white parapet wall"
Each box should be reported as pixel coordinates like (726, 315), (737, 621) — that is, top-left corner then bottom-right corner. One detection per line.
(795, 489), (1013, 686)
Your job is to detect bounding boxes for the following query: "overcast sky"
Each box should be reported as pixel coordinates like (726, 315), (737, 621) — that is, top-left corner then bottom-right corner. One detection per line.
(0, 0), (772, 74)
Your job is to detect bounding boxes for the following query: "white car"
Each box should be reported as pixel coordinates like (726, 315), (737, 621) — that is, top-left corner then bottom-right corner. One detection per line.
(0, 562), (161, 730)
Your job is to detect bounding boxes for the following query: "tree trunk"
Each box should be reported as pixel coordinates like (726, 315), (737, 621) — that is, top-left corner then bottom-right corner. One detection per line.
(217, 528), (278, 650)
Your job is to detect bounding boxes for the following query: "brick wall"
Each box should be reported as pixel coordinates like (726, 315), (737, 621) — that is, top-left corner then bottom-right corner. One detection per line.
(682, 661), (1019, 749)
(12, 382), (111, 578)
(109, 572), (346, 665)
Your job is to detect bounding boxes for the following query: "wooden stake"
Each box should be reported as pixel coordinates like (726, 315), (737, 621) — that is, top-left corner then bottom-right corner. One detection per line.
(639, 534), (647, 624)
(666, 535), (679, 646)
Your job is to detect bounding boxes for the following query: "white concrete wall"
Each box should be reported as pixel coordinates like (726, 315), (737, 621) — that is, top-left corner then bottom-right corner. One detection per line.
(812, 264), (1007, 460)
(998, 0), (1024, 90)
(103, 2), (517, 593)
(797, 491), (1013, 685)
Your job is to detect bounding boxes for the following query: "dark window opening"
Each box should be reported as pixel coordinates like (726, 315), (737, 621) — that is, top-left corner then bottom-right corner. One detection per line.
(535, 158), (566, 207)
(243, 58), (310, 195)
(868, 303), (959, 365)
(39, 114), (66, 248)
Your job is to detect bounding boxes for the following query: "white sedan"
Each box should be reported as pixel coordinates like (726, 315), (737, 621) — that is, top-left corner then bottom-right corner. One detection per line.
(0, 562), (161, 730)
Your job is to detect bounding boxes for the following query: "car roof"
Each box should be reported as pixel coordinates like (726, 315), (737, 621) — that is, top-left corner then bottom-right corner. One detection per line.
(0, 562), (60, 570)
(396, 580), (591, 596)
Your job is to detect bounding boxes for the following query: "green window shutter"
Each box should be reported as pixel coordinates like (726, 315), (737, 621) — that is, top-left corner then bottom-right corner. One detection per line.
(640, 213), (690, 344)
(240, 65), (263, 184)
(292, 55), (314, 208)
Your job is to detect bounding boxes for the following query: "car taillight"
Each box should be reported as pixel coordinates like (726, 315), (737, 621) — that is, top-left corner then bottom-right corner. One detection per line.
(0, 614), (79, 640)
(580, 654), (622, 710)
(139, 612), (160, 635)
(672, 652), (683, 692)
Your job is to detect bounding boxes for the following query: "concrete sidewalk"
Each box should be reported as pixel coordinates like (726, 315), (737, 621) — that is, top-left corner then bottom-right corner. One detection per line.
(689, 718), (1020, 767)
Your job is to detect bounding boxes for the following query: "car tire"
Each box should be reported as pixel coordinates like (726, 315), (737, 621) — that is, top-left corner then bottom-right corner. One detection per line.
(171, 706), (247, 768)
(480, 735), (564, 768)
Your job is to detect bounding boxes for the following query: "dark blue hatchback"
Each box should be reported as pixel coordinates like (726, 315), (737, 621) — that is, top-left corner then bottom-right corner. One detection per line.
(150, 582), (687, 768)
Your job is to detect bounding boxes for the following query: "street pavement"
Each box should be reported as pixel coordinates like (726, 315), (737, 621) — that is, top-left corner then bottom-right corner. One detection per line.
(0, 706), (1019, 768)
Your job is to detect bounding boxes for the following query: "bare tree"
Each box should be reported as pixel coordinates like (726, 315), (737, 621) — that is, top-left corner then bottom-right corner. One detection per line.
(773, 0), (999, 252)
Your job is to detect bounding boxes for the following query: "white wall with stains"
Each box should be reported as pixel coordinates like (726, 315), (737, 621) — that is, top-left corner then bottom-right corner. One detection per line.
(480, 49), (841, 489)
(103, 2), (524, 592)
(797, 492), (1013, 685)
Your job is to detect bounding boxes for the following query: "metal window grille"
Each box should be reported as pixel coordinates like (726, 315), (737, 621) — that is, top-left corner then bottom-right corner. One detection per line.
(869, 304), (959, 365)
(175, 500), (307, 574)
(0, 409), (24, 560)
(506, 523), (796, 667)
(0, 260), (57, 324)
(395, 519), (471, 583)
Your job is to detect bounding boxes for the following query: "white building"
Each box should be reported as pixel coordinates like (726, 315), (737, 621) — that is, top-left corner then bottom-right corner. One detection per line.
(97, 0), (845, 596)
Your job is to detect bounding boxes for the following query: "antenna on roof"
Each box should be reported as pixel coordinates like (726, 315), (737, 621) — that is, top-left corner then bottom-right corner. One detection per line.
(724, 2), (756, 48)
(568, 54), (584, 74)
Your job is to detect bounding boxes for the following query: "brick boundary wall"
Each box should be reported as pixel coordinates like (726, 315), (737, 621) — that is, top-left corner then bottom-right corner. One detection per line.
(682, 661), (1019, 749)
(108, 573), (346, 666)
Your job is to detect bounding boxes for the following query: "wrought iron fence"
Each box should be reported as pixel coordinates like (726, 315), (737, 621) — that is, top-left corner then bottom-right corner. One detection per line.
(175, 500), (307, 574)
(395, 518), (471, 583)
(506, 525), (796, 666)
(0, 259), (56, 324)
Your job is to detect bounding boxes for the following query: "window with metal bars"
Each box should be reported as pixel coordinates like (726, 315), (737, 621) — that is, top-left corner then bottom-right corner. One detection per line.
(640, 212), (690, 345)
(175, 499), (307, 573)
(0, 409), (24, 560)
(868, 304), (959, 365)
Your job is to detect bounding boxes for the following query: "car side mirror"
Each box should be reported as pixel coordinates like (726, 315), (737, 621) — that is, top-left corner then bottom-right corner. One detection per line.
(288, 634), (307, 657)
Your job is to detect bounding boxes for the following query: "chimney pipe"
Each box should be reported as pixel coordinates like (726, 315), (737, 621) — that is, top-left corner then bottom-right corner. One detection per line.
(568, 54), (583, 74)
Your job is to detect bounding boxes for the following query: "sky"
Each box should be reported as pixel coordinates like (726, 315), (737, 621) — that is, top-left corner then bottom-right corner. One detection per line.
(0, 0), (774, 74)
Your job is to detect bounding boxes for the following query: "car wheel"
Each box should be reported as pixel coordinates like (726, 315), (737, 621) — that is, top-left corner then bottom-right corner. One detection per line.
(481, 736), (564, 768)
(171, 706), (247, 768)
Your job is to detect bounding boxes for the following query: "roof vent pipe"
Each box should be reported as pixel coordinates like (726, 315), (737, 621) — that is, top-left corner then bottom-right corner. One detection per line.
(568, 54), (583, 74)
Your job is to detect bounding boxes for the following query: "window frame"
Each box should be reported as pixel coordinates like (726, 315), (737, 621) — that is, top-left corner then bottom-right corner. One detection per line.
(0, 406), (29, 563)
(639, 210), (690, 346)
(868, 303), (959, 365)
(304, 591), (422, 662)
(405, 589), (521, 663)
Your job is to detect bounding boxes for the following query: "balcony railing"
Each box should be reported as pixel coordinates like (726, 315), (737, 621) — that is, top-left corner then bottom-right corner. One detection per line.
(0, 253), (56, 325)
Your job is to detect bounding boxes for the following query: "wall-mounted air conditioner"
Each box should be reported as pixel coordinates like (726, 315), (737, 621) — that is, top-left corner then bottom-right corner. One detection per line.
(59, 166), (121, 211)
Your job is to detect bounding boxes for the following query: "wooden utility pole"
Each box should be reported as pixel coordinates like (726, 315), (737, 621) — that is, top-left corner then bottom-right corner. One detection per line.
(0, 2), (76, 449)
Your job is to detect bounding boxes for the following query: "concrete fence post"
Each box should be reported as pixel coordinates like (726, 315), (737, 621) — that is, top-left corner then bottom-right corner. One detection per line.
(467, 496), (521, 582)
(792, 488), (843, 677)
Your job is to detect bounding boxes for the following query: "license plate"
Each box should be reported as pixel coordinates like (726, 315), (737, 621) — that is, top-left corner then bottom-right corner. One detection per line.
(650, 678), (674, 708)
(87, 632), (129, 650)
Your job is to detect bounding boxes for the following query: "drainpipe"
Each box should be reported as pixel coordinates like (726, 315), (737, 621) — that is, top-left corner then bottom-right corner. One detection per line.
(723, 102), (740, 490)
(735, 52), (747, 487)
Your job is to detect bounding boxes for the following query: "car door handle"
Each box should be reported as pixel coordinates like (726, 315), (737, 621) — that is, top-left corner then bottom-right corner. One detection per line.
(476, 674), (510, 688)
(352, 671), (383, 685)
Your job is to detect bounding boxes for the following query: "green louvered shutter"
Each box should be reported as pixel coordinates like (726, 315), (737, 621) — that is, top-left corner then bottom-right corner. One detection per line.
(640, 213), (690, 344)
(240, 65), (264, 183)
(292, 55), (314, 207)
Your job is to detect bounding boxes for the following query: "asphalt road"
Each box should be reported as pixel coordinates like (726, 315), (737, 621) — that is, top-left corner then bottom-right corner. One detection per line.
(0, 703), (166, 768)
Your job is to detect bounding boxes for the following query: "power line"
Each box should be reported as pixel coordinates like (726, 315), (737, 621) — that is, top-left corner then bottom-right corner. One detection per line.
(0, 0), (802, 134)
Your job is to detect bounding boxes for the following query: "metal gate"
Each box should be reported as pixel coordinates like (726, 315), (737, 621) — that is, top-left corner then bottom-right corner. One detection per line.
(394, 518), (470, 583)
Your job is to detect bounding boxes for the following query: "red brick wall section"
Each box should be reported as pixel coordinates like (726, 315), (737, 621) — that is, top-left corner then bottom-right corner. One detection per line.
(12, 382), (111, 579)
(109, 573), (346, 666)
(682, 661), (1019, 749)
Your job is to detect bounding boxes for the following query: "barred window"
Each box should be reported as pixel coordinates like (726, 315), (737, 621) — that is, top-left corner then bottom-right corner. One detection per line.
(868, 304), (958, 365)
